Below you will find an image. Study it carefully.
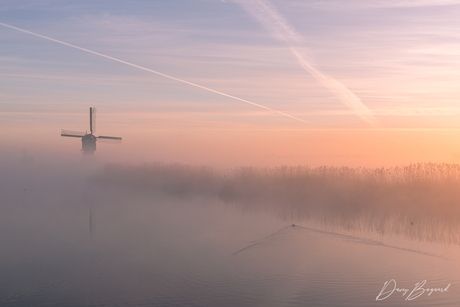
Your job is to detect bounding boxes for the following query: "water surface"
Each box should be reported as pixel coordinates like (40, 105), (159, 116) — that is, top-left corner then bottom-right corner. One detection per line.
(1, 162), (459, 306)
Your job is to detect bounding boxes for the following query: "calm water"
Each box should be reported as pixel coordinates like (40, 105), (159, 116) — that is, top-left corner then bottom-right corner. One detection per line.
(1, 162), (460, 306)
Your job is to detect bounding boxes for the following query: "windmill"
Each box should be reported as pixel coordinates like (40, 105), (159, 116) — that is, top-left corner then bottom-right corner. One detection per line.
(61, 107), (122, 155)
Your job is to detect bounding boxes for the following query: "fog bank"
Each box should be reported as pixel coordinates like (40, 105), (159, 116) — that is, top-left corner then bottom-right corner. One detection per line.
(92, 162), (460, 244)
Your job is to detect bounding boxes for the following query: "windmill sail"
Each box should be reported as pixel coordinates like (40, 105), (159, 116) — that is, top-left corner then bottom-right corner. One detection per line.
(90, 107), (97, 134)
(61, 129), (86, 138)
(97, 135), (122, 140)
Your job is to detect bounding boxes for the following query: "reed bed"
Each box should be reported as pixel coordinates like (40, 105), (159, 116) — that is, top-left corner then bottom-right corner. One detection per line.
(92, 162), (460, 244)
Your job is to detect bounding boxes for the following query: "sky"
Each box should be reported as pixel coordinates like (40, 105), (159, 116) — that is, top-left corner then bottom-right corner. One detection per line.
(2, 0), (460, 167)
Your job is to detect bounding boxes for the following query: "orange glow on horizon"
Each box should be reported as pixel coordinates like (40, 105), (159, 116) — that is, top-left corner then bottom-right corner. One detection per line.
(3, 110), (460, 168)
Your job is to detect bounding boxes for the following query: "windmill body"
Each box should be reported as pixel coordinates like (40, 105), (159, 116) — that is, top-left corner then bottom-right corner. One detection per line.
(81, 134), (97, 155)
(61, 107), (121, 155)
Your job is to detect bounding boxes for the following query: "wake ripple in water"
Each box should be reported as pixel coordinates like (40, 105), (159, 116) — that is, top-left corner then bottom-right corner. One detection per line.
(232, 224), (447, 259)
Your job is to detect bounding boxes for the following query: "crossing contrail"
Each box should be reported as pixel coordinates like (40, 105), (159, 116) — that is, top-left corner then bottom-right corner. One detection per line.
(234, 0), (378, 127)
(0, 21), (310, 124)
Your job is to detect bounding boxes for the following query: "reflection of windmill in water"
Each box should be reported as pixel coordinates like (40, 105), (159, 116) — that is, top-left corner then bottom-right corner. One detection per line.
(61, 107), (122, 155)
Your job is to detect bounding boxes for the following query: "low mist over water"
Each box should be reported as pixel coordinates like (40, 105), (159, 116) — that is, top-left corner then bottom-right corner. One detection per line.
(2, 159), (460, 306)
(94, 162), (460, 244)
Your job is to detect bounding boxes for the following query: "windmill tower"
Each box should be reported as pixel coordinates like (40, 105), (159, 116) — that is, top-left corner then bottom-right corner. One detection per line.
(61, 107), (122, 155)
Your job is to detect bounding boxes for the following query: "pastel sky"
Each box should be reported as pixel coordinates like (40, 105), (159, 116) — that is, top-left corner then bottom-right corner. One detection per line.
(2, 0), (460, 166)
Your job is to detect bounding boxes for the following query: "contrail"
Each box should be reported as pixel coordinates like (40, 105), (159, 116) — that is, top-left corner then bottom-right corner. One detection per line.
(234, 0), (378, 126)
(0, 21), (310, 124)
